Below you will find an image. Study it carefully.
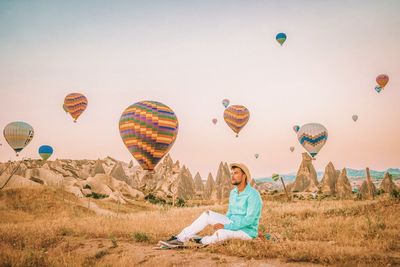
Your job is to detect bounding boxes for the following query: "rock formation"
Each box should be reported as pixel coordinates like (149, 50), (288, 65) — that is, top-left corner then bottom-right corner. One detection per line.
(360, 168), (377, 199)
(380, 172), (398, 194)
(91, 160), (105, 176)
(194, 172), (204, 196)
(335, 168), (352, 198)
(319, 162), (339, 195)
(203, 173), (215, 200)
(289, 153), (319, 192)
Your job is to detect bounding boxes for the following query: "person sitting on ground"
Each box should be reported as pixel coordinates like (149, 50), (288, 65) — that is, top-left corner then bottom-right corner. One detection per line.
(160, 163), (263, 247)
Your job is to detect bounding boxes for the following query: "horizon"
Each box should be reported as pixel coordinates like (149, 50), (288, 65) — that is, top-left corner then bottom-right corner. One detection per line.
(1, 1), (399, 180)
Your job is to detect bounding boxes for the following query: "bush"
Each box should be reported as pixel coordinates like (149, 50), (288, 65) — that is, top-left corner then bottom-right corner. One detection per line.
(132, 232), (150, 242)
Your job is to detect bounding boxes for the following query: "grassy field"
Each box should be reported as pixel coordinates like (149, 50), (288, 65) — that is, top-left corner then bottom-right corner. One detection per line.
(0, 186), (399, 266)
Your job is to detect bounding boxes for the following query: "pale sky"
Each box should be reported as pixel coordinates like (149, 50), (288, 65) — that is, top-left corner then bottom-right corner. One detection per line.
(0, 0), (399, 179)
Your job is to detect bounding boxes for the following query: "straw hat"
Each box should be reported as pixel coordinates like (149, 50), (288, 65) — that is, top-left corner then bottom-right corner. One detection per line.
(229, 163), (251, 182)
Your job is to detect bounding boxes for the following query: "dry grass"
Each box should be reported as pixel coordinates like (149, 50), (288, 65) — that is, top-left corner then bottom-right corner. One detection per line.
(0, 186), (399, 266)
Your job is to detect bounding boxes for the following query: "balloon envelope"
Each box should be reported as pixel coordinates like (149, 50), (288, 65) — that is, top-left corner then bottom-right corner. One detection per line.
(276, 33), (287, 46)
(352, 115), (358, 122)
(223, 105), (250, 137)
(290, 146), (295, 152)
(293, 125), (300, 133)
(297, 123), (328, 158)
(222, 99), (230, 108)
(38, 145), (53, 160)
(212, 118), (218, 125)
(63, 104), (69, 114)
(64, 93), (88, 122)
(3, 121), (34, 156)
(376, 74), (389, 88)
(255, 154), (259, 159)
(119, 100), (179, 171)
(375, 86), (382, 93)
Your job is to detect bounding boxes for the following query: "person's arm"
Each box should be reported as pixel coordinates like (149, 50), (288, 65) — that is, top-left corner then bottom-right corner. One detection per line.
(225, 193), (233, 218)
(224, 193), (261, 231)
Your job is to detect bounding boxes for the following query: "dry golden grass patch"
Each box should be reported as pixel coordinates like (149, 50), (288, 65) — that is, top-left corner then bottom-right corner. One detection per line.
(0, 186), (399, 266)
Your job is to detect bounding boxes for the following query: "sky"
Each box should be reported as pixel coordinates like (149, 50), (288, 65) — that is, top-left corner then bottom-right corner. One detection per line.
(0, 0), (399, 179)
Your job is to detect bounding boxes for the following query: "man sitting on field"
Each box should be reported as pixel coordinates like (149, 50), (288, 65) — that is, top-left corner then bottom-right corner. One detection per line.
(160, 163), (262, 247)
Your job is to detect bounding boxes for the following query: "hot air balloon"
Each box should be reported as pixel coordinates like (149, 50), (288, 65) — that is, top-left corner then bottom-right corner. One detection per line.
(222, 99), (230, 108)
(64, 93), (88, 122)
(38, 145), (53, 160)
(375, 86), (382, 93)
(62, 104), (69, 114)
(223, 105), (250, 137)
(119, 100), (179, 171)
(297, 123), (328, 158)
(290, 146), (295, 152)
(276, 33), (287, 46)
(255, 153), (259, 159)
(376, 74), (389, 88)
(3, 121), (34, 156)
(352, 115), (358, 122)
(293, 125), (300, 133)
(212, 118), (218, 125)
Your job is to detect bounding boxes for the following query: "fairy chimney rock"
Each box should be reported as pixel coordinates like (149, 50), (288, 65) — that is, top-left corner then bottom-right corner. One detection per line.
(320, 162), (339, 195)
(335, 168), (352, 198)
(360, 167), (377, 199)
(380, 172), (398, 193)
(291, 153), (319, 192)
(91, 160), (105, 176)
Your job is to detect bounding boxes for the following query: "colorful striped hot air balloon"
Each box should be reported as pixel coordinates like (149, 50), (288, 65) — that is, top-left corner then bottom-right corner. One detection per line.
(119, 100), (179, 171)
(3, 121), (34, 156)
(223, 105), (250, 137)
(222, 99), (230, 108)
(297, 123), (328, 158)
(38, 145), (53, 160)
(376, 74), (389, 88)
(64, 93), (88, 122)
(276, 32), (287, 46)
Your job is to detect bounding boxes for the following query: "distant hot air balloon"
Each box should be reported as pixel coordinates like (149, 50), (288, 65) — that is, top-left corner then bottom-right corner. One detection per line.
(3, 121), (34, 156)
(290, 146), (295, 152)
(376, 74), (389, 88)
(62, 104), (69, 114)
(375, 86), (382, 93)
(255, 153), (259, 159)
(276, 33), (287, 46)
(352, 115), (358, 122)
(297, 123), (328, 158)
(293, 125), (300, 133)
(119, 100), (179, 171)
(38, 145), (53, 160)
(223, 105), (250, 137)
(64, 93), (88, 122)
(212, 118), (218, 125)
(222, 99), (230, 108)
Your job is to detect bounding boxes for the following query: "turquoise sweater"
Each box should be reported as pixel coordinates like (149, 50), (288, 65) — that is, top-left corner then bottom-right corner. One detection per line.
(224, 183), (263, 238)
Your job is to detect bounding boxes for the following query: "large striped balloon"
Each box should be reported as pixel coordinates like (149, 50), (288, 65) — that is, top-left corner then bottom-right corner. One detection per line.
(64, 93), (88, 122)
(119, 101), (179, 171)
(297, 123), (328, 158)
(3, 121), (34, 156)
(38, 145), (53, 160)
(223, 105), (250, 137)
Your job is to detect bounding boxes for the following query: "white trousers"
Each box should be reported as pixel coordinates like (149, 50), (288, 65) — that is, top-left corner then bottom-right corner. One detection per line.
(176, 210), (252, 245)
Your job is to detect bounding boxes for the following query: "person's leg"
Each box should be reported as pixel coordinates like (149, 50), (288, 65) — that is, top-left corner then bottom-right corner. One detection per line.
(176, 210), (231, 242)
(200, 229), (252, 245)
